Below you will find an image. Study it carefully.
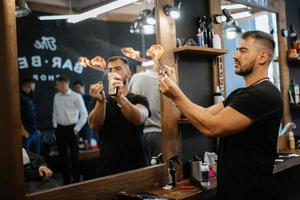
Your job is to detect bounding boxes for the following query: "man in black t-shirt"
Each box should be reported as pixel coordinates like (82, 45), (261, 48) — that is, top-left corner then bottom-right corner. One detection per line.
(89, 56), (150, 177)
(159, 31), (283, 200)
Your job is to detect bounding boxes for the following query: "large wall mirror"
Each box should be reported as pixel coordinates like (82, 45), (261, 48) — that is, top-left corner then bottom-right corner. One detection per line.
(17, 0), (163, 194)
(221, 0), (280, 94)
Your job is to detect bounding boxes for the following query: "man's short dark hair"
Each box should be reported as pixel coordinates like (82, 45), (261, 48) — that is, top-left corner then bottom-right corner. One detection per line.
(73, 80), (84, 87)
(21, 78), (36, 86)
(108, 56), (129, 65)
(241, 30), (275, 57)
(56, 76), (69, 83)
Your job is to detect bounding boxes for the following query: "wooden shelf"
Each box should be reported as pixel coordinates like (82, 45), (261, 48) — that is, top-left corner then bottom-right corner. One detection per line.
(174, 46), (229, 56)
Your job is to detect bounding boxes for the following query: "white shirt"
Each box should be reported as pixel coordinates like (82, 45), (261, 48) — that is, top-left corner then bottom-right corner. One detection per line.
(52, 89), (88, 132)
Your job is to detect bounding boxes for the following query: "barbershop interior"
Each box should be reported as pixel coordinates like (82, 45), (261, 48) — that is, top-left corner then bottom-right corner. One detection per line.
(1, 0), (300, 199)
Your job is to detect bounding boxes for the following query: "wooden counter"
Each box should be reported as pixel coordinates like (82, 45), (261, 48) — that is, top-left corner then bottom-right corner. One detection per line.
(144, 149), (300, 200)
(145, 178), (217, 200)
(273, 149), (300, 174)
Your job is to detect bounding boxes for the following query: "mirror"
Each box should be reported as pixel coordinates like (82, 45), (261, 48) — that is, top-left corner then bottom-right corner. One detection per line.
(17, 0), (162, 194)
(221, 0), (280, 95)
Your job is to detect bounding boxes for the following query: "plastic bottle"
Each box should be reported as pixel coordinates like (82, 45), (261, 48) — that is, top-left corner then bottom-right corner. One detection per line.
(289, 131), (296, 150)
(290, 80), (296, 104)
(214, 86), (224, 104)
(196, 28), (204, 47)
(168, 161), (176, 187)
(200, 162), (210, 187)
(213, 33), (221, 49)
(294, 82), (300, 104)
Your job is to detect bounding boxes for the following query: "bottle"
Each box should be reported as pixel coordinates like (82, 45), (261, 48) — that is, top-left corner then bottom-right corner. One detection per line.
(294, 82), (300, 104)
(289, 80), (296, 104)
(196, 28), (204, 47)
(214, 86), (224, 104)
(168, 160), (176, 187)
(213, 33), (221, 49)
(289, 131), (296, 150)
(200, 162), (210, 187)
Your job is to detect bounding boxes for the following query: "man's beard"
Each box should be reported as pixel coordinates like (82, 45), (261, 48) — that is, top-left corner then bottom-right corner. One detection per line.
(235, 60), (255, 76)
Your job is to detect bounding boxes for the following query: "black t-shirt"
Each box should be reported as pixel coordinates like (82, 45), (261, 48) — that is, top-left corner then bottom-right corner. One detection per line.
(217, 81), (283, 200)
(96, 93), (150, 177)
(20, 90), (38, 133)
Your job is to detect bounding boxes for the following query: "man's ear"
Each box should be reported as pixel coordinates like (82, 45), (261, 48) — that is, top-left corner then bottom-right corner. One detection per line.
(258, 51), (269, 65)
(128, 69), (132, 78)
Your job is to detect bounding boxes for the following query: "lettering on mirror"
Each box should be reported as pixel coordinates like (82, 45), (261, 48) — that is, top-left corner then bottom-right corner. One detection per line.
(19, 36), (85, 82)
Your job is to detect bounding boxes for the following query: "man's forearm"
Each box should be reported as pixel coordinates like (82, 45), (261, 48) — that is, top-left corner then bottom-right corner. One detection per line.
(173, 91), (219, 137)
(88, 100), (106, 131)
(117, 96), (147, 125)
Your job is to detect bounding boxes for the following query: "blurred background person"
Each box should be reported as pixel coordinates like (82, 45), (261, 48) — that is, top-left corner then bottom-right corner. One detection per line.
(52, 76), (88, 185)
(73, 80), (97, 147)
(129, 63), (162, 161)
(20, 78), (41, 155)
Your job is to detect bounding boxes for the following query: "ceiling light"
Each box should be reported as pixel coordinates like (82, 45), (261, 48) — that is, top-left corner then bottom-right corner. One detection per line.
(67, 0), (138, 23)
(224, 21), (243, 39)
(142, 24), (155, 35)
(15, 0), (31, 18)
(145, 8), (156, 25)
(164, 0), (181, 19)
(38, 15), (76, 21)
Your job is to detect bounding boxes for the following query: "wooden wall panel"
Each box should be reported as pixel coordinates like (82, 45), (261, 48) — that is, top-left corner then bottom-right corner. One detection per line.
(26, 164), (168, 200)
(0, 0), (25, 200)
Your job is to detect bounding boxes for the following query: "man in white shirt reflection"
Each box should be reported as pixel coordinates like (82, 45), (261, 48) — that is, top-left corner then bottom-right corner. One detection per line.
(52, 76), (88, 185)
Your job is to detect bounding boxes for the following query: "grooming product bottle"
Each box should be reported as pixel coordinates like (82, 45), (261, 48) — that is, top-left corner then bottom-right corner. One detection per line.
(214, 86), (224, 104)
(289, 80), (296, 104)
(200, 162), (210, 187)
(196, 27), (205, 47)
(168, 160), (176, 187)
(289, 131), (296, 150)
(213, 33), (221, 49)
(294, 82), (300, 104)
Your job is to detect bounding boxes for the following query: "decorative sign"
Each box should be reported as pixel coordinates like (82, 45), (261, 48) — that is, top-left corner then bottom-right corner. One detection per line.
(18, 36), (84, 82)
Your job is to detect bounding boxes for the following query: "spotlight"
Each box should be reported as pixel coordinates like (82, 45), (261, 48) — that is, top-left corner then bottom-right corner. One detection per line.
(224, 21), (243, 40)
(222, 9), (234, 23)
(15, 0), (31, 18)
(146, 9), (156, 25)
(164, 0), (181, 19)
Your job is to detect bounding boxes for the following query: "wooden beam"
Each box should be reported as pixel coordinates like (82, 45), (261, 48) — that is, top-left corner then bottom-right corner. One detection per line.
(277, 0), (291, 125)
(155, 0), (181, 163)
(0, 0), (25, 200)
(26, 164), (168, 200)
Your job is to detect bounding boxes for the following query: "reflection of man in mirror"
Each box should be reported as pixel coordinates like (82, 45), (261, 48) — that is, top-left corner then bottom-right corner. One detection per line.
(129, 63), (161, 161)
(159, 31), (283, 200)
(89, 56), (150, 177)
(73, 80), (95, 146)
(20, 78), (41, 155)
(52, 76), (88, 185)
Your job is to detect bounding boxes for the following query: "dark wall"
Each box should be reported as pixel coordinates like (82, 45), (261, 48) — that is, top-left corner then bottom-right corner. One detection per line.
(17, 12), (155, 129)
(285, 0), (300, 134)
(175, 0), (217, 169)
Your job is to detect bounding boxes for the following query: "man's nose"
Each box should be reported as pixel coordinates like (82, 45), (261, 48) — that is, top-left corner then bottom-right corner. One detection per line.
(233, 51), (239, 59)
